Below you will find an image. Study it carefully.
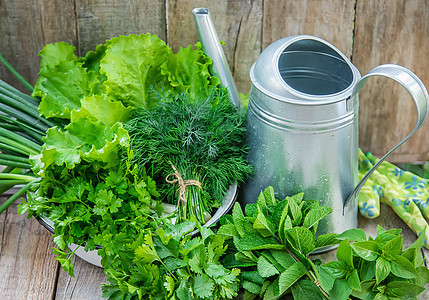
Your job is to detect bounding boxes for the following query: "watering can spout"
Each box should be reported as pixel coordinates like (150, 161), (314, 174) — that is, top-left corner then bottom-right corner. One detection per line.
(192, 7), (241, 108)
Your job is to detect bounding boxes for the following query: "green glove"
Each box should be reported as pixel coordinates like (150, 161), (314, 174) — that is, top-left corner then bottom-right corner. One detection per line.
(358, 148), (429, 248)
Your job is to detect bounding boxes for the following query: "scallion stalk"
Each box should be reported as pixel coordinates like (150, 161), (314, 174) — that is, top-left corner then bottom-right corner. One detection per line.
(0, 53), (34, 92)
(0, 178), (40, 214)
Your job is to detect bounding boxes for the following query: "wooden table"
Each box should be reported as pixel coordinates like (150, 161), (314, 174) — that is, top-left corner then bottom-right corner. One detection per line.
(1, 194), (428, 299)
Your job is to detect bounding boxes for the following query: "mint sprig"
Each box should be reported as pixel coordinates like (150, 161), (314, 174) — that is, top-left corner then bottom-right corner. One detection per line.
(219, 186), (429, 299)
(325, 225), (429, 299)
(218, 186), (336, 299)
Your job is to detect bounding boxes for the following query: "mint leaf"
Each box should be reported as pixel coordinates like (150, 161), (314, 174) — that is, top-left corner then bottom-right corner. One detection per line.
(257, 255), (280, 278)
(245, 203), (258, 219)
(375, 256), (391, 284)
(263, 278), (280, 300)
(285, 192), (304, 205)
(262, 186), (277, 206)
(287, 227), (315, 255)
(318, 265), (335, 293)
(261, 251), (286, 273)
(217, 224), (238, 239)
(315, 233), (340, 250)
(270, 250), (296, 270)
(390, 255), (418, 279)
(351, 241), (379, 261)
(337, 228), (367, 242)
(278, 262), (307, 295)
(287, 198), (302, 226)
(303, 206), (332, 230)
(291, 278), (325, 300)
(253, 205), (276, 237)
(242, 280), (262, 294)
(238, 233), (284, 251)
(232, 203), (255, 238)
(337, 239), (353, 268)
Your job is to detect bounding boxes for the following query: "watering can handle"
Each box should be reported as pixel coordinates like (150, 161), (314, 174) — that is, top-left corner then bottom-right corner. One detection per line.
(343, 64), (429, 215)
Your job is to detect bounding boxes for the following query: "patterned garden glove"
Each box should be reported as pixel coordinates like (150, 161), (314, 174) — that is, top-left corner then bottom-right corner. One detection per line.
(358, 148), (429, 248)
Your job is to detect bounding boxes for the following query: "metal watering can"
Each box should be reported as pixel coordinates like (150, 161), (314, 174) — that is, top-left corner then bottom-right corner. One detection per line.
(192, 9), (429, 251)
(240, 35), (429, 249)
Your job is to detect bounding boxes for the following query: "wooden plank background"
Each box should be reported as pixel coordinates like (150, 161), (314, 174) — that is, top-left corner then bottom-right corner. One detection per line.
(0, 0), (428, 162)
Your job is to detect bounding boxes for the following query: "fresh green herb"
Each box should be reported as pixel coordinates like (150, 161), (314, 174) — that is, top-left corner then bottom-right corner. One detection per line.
(217, 186), (336, 299)
(0, 68), (62, 213)
(4, 33), (228, 281)
(20, 155), (161, 276)
(321, 225), (429, 300)
(123, 89), (252, 224)
(218, 186), (429, 300)
(102, 219), (240, 300)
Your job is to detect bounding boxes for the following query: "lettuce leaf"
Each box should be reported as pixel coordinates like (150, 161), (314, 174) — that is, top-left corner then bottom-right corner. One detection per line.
(70, 94), (133, 126)
(100, 33), (172, 108)
(160, 43), (220, 100)
(31, 118), (129, 175)
(33, 43), (100, 119)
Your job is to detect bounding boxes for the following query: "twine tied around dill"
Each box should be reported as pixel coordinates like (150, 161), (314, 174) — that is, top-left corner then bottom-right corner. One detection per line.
(165, 162), (203, 204)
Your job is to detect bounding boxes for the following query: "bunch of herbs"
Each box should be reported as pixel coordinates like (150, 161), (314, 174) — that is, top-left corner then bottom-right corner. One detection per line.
(102, 220), (240, 300)
(0, 33), (224, 277)
(217, 186), (429, 300)
(321, 225), (429, 299)
(123, 88), (252, 224)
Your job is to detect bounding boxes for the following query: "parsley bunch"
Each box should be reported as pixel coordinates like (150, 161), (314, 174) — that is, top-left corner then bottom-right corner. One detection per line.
(124, 88), (252, 224)
(102, 219), (240, 300)
(19, 156), (162, 276)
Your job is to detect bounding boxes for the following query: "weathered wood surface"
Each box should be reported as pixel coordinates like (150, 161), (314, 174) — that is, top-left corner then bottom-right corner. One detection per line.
(2, 195), (429, 299)
(0, 0), (428, 162)
(0, 198), (59, 299)
(0, 195), (104, 299)
(76, 0), (167, 56)
(262, 0), (355, 58)
(353, 0), (429, 163)
(0, 0), (77, 91)
(55, 256), (105, 300)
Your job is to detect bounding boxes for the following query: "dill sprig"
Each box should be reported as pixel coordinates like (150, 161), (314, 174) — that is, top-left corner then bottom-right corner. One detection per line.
(123, 88), (252, 224)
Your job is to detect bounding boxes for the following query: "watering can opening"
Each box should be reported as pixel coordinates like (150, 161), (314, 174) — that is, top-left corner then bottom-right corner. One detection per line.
(278, 38), (355, 96)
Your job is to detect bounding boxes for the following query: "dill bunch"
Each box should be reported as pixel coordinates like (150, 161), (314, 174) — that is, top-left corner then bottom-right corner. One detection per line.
(123, 88), (252, 224)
